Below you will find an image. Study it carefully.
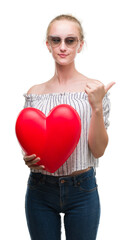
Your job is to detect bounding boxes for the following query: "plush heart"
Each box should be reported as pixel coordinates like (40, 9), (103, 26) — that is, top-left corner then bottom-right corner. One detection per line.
(15, 105), (81, 173)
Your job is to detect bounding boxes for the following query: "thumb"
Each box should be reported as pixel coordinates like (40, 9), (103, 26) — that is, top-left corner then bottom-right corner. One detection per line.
(105, 82), (116, 93)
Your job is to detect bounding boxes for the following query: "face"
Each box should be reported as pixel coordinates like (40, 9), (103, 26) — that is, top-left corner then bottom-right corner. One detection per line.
(46, 20), (84, 66)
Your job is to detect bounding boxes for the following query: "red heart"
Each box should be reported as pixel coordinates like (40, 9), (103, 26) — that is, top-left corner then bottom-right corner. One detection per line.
(15, 105), (81, 173)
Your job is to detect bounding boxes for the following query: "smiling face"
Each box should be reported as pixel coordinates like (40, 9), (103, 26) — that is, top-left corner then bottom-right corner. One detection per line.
(46, 20), (84, 66)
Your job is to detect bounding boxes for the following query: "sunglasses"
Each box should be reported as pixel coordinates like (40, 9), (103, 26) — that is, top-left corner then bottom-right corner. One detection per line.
(47, 36), (80, 48)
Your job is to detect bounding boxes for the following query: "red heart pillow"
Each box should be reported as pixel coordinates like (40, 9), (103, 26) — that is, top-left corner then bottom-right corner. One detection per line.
(15, 104), (81, 173)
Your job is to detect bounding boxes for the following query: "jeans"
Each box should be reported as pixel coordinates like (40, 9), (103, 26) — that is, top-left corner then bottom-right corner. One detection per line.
(25, 167), (100, 240)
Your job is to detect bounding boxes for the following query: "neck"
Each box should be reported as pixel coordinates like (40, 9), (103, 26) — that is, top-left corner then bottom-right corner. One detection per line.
(53, 61), (79, 86)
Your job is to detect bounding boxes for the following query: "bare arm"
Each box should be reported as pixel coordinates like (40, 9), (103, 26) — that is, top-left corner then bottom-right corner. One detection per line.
(88, 106), (108, 158)
(85, 80), (115, 158)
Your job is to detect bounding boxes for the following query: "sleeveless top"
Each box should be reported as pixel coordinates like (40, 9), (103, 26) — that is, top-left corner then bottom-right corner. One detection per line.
(23, 91), (111, 176)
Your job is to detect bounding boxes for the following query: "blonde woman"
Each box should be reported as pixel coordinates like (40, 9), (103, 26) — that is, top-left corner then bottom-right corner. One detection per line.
(23, 14), (115, 240)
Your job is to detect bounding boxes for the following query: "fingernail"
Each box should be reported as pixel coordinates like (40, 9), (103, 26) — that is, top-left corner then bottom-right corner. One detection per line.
(41, 165), (45, 169)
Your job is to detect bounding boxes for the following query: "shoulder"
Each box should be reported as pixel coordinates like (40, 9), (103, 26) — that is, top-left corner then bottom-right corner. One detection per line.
(85, 76), (103, 84)
(26, 82), (47, 95)
(79, 74), (102, 84)
(26, 85), (37, 95)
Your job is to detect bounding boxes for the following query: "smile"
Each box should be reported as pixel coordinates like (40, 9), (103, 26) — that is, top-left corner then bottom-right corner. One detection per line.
(58, 54), (68, 58)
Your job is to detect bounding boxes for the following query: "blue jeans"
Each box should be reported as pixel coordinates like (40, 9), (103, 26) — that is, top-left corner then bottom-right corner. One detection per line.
(25, 167), (100, 240)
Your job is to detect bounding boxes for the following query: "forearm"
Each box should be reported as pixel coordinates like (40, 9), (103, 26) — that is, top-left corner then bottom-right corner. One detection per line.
(88, 106), (108, 158)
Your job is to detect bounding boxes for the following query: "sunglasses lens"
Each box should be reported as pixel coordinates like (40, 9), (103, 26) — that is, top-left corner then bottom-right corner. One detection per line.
(65, 37), (78, 47)
(49, 37), (61, 47)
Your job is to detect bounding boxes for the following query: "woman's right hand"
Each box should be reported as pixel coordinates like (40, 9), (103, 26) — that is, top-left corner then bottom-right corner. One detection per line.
(23, 153), (45, 170)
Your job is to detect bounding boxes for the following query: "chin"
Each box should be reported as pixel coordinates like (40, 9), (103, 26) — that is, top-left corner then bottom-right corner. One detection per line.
(55, 59), (74, 66)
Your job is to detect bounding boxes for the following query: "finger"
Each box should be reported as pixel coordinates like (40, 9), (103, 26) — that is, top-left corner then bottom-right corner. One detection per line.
(105, 82), (116, 93)
(27, 157), (41, 166)
(30, 165), (45, 170)
(84, 86), (91, 94)
(23, 154), (36, 161)
(86, 83), (91, 89)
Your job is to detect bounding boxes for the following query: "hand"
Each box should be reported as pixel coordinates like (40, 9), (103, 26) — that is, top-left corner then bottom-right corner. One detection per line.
(84, 79), (115, 110)
(23, 153), (45, 170)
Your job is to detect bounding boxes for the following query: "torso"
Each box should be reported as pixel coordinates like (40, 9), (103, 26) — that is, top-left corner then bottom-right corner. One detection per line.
(27, 73), (94, 176)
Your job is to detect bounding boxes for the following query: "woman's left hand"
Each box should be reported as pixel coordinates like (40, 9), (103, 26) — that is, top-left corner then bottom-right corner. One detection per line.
(84, 80), (115, 110)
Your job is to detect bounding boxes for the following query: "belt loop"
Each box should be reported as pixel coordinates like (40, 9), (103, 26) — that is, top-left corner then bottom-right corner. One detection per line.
(72, 176), (77, 186)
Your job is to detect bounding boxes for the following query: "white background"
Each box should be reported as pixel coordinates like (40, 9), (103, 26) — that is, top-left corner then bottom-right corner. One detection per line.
(0, 0), (130, 239)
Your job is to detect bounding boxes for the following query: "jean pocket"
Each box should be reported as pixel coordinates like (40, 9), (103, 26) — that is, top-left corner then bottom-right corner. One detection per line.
(27, 173), (44, 190)
(77, 175), (98, 193)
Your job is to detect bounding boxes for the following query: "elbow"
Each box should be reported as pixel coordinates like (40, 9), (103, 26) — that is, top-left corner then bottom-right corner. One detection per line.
(90, 136), (109, 158)
(92, 150), (105, 158)
(92, 148), (106, 158)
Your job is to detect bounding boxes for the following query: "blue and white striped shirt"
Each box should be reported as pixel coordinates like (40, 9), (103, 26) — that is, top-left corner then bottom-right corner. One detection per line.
(23, 91), (110, 176)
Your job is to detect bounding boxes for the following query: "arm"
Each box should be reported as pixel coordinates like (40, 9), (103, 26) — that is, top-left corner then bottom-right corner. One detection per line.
(23, 85), (46, 170)
(85, 79), (115, 158)
(88, 105), (108, 158)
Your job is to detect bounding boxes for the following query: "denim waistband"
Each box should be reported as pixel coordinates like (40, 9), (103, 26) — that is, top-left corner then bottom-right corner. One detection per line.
(30, 167), (95, 186)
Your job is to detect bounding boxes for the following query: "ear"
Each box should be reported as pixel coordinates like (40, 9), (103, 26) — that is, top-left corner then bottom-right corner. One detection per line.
(77, 40), (84, 53)
(46, 40), (52, 53)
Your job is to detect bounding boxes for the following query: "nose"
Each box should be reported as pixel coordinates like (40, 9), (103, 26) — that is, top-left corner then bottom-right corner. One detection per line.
(59, 40), (67, 51)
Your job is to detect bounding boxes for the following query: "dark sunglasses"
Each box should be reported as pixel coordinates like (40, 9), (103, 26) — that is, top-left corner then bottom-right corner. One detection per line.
(47, 36), (80, 48)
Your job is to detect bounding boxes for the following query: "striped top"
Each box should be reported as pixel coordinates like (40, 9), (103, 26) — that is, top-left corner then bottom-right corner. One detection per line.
(23, 91), (111, 176)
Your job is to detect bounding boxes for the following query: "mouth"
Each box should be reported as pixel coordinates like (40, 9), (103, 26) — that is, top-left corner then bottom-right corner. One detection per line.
(58, 54), (68, 58)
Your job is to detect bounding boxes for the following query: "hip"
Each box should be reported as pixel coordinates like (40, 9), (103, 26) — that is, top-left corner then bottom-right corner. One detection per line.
(26, 167), (100, 214)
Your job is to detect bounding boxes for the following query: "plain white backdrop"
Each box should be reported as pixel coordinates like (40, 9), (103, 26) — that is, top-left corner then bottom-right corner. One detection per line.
(0, 0), (130, 239)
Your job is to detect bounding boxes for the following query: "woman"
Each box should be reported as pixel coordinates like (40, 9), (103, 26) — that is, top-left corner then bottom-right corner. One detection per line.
(23, 14), (115, 240)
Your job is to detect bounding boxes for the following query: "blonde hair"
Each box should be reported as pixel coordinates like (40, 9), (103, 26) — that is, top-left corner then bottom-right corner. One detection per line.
(46, 14), (84, 41)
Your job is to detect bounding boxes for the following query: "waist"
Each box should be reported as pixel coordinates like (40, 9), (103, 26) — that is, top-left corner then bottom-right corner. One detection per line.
(61, 167), (92, 177)
(30, 167), (95, 186)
